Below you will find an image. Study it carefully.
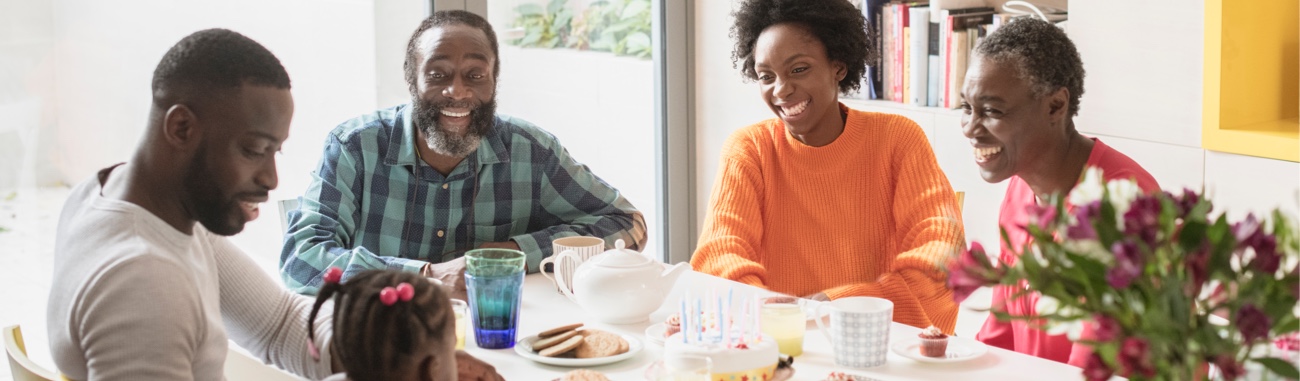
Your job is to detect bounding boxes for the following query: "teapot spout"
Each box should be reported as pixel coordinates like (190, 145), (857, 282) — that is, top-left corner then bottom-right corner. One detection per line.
(661, 262), (691, 284)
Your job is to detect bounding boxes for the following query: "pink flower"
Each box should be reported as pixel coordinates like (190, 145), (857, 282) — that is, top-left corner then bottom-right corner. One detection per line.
(1274, 332), (1300, 352)
(1067, 201), (1101, 240)
(1119, 337), (1155, 377)
(1233, 213), (1262, 244)
(1250, 234), (1280, 273)
(1025, 202), (1058, 230)
(1092, 314), (1121, 342)
(1082, 352), (1114, 381)
(1213, 354), (1246, 380)
(948, 242), (1000, 304)
(1173, 188), (1204, 218)
(1237, 304), (1271, 343)
(1106, 241), (1143, 289)
(1184, 244), (1210, 296)
(1123, 195), (1162, 247)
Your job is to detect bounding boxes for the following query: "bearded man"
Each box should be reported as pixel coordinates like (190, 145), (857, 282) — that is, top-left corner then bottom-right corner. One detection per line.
(280, 10), (646, 296)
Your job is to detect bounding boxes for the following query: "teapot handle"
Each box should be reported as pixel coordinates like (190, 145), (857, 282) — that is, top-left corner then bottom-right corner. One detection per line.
(553, 249), (581, 304)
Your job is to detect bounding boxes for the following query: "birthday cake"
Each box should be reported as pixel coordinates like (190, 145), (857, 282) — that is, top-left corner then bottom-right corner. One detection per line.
(664, 332), (779, 380)
(661, 295), (780, 380)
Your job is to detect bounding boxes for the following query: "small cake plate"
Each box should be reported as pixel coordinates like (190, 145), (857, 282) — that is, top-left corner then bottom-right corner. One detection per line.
(890, 336), (988, 363)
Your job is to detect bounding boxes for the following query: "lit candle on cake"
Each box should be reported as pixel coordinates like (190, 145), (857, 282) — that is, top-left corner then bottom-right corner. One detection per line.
(680, 293), (687, 343)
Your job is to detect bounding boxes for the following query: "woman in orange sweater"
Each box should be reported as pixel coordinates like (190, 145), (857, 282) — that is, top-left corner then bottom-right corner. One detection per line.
(692, 0), (964, 333)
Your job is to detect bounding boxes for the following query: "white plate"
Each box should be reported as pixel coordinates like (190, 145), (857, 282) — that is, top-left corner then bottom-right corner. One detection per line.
(890, 335), (988, 363)
(514, 332), (643, 367)
(644, 323), (667, 346)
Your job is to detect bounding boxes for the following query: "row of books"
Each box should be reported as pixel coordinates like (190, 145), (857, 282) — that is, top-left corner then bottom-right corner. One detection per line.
(857, 1), (1021, 109)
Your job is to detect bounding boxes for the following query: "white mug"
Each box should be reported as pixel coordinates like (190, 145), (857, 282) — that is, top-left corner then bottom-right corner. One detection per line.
(815, 296), (894, 368)
(539, 236), (605, 294)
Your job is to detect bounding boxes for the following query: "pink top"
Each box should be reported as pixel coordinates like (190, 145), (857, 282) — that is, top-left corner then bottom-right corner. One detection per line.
(976, 138), (1160, 367)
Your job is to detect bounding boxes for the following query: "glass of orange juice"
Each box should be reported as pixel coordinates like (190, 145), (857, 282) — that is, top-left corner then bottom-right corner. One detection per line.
(450, 299), (468, 349)
(759, 296), (805, 357)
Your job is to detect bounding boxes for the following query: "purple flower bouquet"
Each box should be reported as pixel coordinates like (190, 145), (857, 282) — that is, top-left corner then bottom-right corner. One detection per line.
(948, 168), (1300, 381)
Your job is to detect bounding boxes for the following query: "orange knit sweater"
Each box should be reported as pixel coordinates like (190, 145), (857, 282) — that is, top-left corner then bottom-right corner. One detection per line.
(692, 105), (964, 333)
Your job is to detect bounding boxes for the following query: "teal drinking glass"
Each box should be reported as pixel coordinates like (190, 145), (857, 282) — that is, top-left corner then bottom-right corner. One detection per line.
(464, 248), (526, 349)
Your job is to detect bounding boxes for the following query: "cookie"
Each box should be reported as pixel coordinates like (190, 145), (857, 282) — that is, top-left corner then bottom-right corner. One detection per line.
(573, 330), (627, 358)
(532, 329), (581, 351)
(538, 335), (585, 357)
(538, 323), (584, 338)
(561, 369), (610, 381)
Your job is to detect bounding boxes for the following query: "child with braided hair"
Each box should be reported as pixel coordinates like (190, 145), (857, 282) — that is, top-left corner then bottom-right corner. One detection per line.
(310, 267), (458, 381)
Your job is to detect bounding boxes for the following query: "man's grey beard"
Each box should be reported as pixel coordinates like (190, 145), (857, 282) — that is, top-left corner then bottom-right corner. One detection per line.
(413, 97), (497, 158)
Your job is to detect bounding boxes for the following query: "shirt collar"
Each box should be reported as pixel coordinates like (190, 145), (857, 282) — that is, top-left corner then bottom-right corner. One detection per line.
(387, 104), (511, 167)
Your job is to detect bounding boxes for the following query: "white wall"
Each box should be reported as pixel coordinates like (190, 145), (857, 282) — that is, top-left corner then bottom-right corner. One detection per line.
(691, 0), (769, 229)
(374, 0), (429, 108)
(29, 0), (381, 272)
(50, 0), (379, 199)
(1069, 0), (1300, 219)
(0, 0), (58, 192)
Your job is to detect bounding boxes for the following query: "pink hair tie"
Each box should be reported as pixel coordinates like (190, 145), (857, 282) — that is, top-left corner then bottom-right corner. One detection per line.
(396, 282), (415, 302)
(380, 287), (398, 305)
(322, 267), (343, 284)
(307, 340), (320, 361)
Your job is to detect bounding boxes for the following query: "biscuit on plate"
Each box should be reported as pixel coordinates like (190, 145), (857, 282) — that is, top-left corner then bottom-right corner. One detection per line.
(560, 369), (610, 381)
(538, 335), (585, 357)
(532, 329), (581, 351)
(574, 330), (627, 358)
(538, 323), (583, 338)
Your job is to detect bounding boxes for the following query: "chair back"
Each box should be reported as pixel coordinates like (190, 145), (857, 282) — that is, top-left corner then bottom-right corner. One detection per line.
(278, 198), (300, 234)
(4, 325), (61, 381)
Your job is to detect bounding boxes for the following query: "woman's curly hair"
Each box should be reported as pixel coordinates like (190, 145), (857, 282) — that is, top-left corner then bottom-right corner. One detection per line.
(730, 0), (877, 94)
(975, 17), (1085, 119)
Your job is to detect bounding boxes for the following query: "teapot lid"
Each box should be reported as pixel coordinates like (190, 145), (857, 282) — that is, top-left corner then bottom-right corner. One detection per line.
(590, 239), (653, 268)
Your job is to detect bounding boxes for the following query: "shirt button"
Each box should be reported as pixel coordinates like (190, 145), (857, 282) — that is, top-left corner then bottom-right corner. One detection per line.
(437, 230), (445, 238)
(442, 183), (449, 189)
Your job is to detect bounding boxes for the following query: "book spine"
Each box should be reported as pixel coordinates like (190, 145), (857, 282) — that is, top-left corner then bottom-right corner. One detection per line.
(908, 7), (929, 106)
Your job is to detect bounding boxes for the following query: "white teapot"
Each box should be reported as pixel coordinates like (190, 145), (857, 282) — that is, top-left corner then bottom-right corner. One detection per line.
(555, 239), (690, 324)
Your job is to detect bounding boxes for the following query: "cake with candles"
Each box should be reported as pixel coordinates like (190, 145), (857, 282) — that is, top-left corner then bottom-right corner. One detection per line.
(662, 292), (780, 380)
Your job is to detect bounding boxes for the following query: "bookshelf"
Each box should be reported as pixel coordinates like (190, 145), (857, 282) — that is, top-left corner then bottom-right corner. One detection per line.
(1202, 0), (1299, 163)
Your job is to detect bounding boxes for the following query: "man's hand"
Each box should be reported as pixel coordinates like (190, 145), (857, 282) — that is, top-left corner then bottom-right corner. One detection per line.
(423, 257), (468, 300)
(455, 351), (504, 381)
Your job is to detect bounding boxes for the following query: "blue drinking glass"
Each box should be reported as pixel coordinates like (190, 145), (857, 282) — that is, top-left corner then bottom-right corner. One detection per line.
(464, 249), (526, 349)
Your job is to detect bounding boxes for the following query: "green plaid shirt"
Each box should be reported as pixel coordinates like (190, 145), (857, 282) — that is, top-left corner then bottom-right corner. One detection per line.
(280, 104), (646, 294)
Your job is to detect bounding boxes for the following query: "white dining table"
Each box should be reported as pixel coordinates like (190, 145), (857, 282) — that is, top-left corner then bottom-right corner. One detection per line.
(462, 270), (1094, 381)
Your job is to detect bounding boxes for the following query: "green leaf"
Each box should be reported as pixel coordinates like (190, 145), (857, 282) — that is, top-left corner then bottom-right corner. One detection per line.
(592, 34), (617, 51)
(553, 12), (573, 31)
(519, 31), (542, 46)
(625, 31), (650, 51)
(1178, 215), (1207, 251)
(1253, 357), (1300, 379)
(621, 0), (649, 19)
(605, 20), (634, 35)
(547, 0), (568, 15)
(516, 3), (545, 16)
(1274, 313), (1299, 333)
